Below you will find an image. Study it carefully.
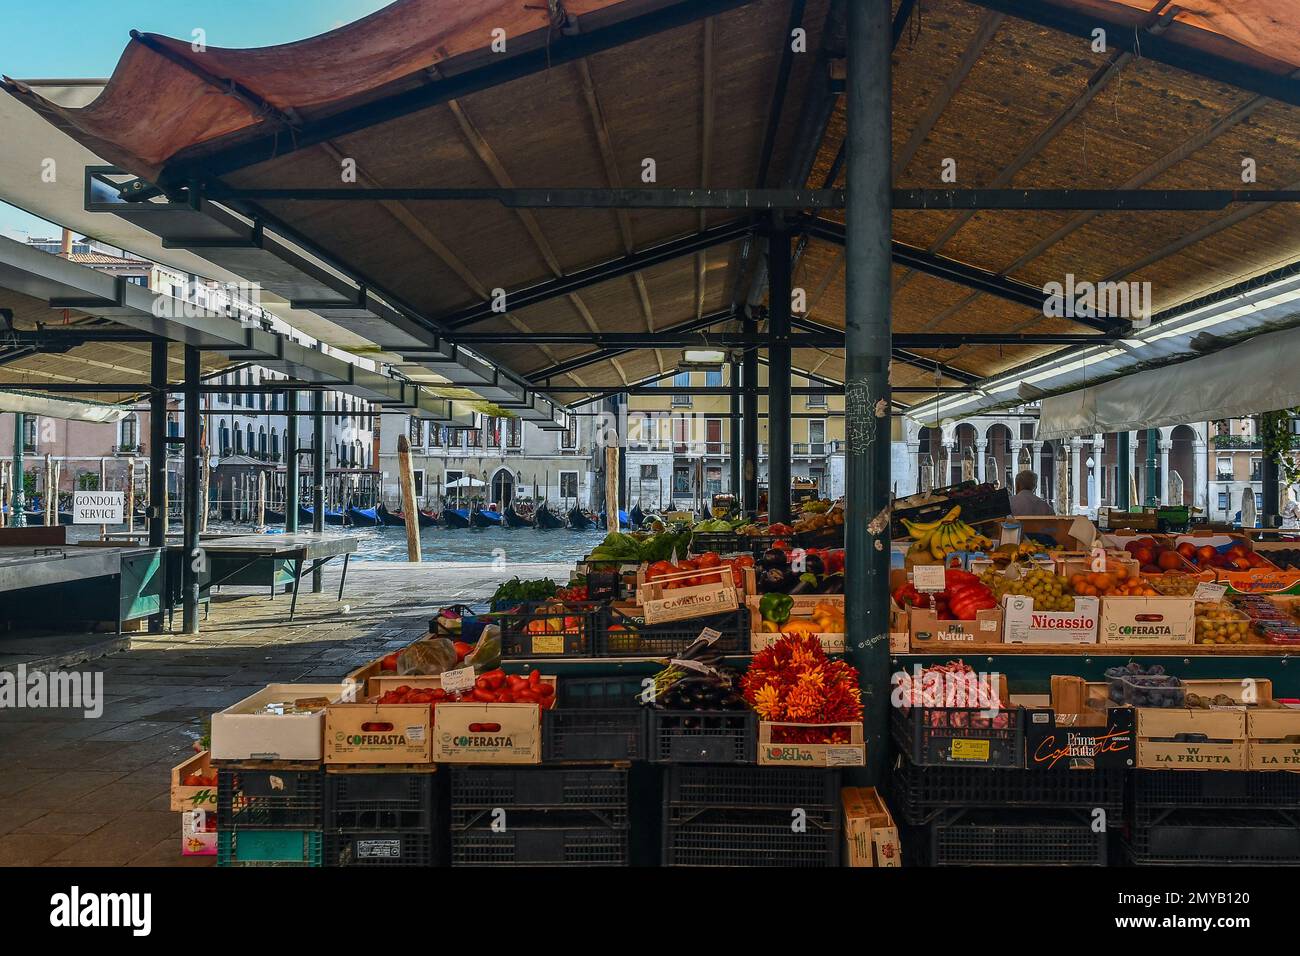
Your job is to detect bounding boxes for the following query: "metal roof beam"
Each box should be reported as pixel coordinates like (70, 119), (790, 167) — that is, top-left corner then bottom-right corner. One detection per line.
(964, 0), (1300, 108)
(526, 310), (738, 383)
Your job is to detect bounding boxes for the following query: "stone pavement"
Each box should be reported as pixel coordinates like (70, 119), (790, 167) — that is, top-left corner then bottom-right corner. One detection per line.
(0, 560), (567, 867)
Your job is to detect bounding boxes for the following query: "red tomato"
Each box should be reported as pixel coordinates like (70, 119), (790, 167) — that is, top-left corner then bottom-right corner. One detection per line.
(380, 653), (399, 672)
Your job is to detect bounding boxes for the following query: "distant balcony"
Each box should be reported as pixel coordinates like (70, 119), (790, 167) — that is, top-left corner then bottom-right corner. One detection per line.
(117, 443), (143, 456)
(1215, 471), (1234, 482)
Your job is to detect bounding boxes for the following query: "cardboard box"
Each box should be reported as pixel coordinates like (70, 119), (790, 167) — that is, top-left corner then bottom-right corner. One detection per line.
(211, 683), (345, 762)
(757, 721), (864, 767)
(1017, 515), (1099, 550)
(1099, 595), (1194, 645)
(413, 674), (559, 764)
(907, 606), (1003, 647)
(325, 702), (433, 764)
(170, 750), (218, 812)
(747, 595), (846, 653)
(1137, 708), (1247, 770)
(1058, 553), (1141, 583)
(181, 808), (217, 857)
(1002, 594), (1099, 644)
(842, 786), (900, 867)
(1023, 700), (1134, 770)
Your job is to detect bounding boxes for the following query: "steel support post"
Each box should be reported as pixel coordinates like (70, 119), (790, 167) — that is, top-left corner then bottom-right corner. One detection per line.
(742, 333), (760, 515)
(767, 214), (792, 525)
(1262, 416), (1281, 528)
(312, 390), (325, 592)
(181, 346), (201, 635)
(148, 340), (168, 631)
(9, 413), (24, 527)
(1116, 431), (1130, 511)
(729, 359), (742, 502)
(1145, 427), (1159, 507)
(285, 390), (300, 533)
(845, 0), (894, 786)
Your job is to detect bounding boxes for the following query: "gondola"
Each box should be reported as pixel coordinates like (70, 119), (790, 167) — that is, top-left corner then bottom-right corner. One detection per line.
(299, 504), (347, 526)
(263, 508), (286, 524)
(567, 506), (594, 530)
(347, 505), (383, 526)
(471, 507), (502, 528)
(535, 503), (565, 529)
(597, 510), (632, 529)
(299, 505), (315, 525)
(503, 504), (534, 528)
(442, 507), (471, 528)
(376, 502), (405, 526)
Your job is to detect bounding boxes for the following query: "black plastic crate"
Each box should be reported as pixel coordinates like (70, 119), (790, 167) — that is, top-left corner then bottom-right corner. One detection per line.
(890, 483), (1011, 539)
(324, 830), (435, 867)
(892, 760), (1124, 825)
(543, 677), (647, 762)
(923, 809), (1108, 866)
(650, 709), (757, 764)
(1133, 769), (1300, 810)
(496, 600), (602, 657)
(451, 826), (629, 866)
(689, 531), (744, 555)
(1127, 808), (1300, 865)
(793, 525), (844, 550)
(600, 605), (750, 656)
(662, 808), (840, 867)
(217, 766), (323, 829)
(665, 765), (840, 822)
(325, 769), (437, 831)
(450, 766), (629, 828)
(892, 704), (1024, 768)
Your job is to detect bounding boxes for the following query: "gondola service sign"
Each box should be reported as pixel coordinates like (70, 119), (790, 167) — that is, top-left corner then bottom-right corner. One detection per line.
(73, 491), (125, 524)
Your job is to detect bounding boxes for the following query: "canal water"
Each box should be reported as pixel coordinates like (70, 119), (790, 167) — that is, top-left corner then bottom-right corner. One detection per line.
(64, 522), (608, 564)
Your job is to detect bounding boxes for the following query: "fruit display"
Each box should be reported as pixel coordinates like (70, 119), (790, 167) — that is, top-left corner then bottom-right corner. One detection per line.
(902, 505), (995, 561)
(984, 540), (1048, 567)
(977, 565), (1073, 610)
(892, 568), (997, 620)
(1194, 603), (1251, 645)
(1122, 535), (1276, 574)
(1068, 566), (1157, 597)
(1105, 663), (1183, 707)
(1145, 571), (1199, 596)
(1232, 594), (1300, 644)
(793, 506), (843, 537)
(1261, 547), (1300, 571)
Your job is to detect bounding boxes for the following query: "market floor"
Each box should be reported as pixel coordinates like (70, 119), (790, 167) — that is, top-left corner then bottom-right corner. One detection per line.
(0, 560), (568, 867)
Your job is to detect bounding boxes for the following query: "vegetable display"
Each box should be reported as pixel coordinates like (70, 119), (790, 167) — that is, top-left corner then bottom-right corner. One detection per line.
(490, 577), (559, 606)
(587, 529), (694, 565)
(377, 667), (556, 713)
(742, 633), (862, 742)
(753, 546), (844, 595)
(892, 568), (996, 620)
(642, 635), (746, 710)
(893, 660), (1010, 727)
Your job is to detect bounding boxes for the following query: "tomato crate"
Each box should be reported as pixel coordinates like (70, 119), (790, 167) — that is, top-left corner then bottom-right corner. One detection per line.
(324, 830), (436, 867)
(324, 768), (438, 831)
(918, 809), (1108, 866)
(542, 677), (648, 762)
(664, 765), (841, 823)
(649, 709), (757, 764)
(891, 761), (1125, 826)
(496, 600), (602, 657)
(216, 765), (324, 829)
(451, 826), (629, 866)
(892, 705), (1024, 768)
(1132, 769), (1300, 810)
(1126, 807), (1300, 865)
(217, 829), (322, 867)
(449, 766), (629, 828)
(599, 605), (750, 656)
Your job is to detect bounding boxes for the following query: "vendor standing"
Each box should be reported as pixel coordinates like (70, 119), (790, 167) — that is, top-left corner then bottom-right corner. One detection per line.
(1009, 470), (1055, 516)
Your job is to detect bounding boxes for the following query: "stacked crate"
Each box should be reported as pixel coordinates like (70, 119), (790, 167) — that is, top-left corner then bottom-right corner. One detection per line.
(1126, 770), (1300, 865)
(324, 766), (441, 866)
(216, 763), (324, 867)
(890, 701), (1121, 866)
(661, 765), (841, 866)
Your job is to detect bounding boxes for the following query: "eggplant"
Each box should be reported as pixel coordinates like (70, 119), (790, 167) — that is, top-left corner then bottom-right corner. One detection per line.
(789, 575), (816, 595)
(801, 553), (825, 577)
(758, 567), (788, 593)
(818, 573), (845, 594)
(761, 548), (788, 569)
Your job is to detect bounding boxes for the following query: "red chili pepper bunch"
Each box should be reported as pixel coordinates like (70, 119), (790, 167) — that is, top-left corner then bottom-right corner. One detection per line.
(742, 633), (863, 725)
(377, 668), (556, 715)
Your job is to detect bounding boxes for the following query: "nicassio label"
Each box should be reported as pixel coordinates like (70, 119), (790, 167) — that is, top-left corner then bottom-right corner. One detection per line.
(1031, 614), (1094, 629)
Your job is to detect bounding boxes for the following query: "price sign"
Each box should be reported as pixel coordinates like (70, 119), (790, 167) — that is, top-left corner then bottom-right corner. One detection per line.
(439, 667), (477, 694)
(913, 564), (947, 592)
(1193, 582), (1228, 604)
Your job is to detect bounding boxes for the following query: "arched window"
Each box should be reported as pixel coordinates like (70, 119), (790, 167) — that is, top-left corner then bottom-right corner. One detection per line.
(247, 427), (255, 456)
(120, 413), (139, 451)
(219, 423), (231, 457)
(234, 428), (243, 454)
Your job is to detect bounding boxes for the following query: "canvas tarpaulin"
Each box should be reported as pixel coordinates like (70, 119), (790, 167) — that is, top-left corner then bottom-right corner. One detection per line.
(1037, 324), (1300, 440)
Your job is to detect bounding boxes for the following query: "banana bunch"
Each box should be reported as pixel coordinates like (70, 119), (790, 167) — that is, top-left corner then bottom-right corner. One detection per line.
(903, 505), (993, 560)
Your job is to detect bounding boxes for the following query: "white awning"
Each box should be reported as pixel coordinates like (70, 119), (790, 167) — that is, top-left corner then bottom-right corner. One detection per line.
(0, 389), (128, 422)
(1038, 325), (1300, 439)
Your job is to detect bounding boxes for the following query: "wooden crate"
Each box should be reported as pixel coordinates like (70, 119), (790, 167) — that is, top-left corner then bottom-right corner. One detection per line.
(635, 565), (739, 623)
(170, 750), (217, 812)
(842, 786), (900, 867)
(746, 595), (846, 653)
(757, 721), (864, 767)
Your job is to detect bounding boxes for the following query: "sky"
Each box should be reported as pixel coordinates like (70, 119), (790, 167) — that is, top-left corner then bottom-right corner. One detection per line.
(0, 0), (391, 240)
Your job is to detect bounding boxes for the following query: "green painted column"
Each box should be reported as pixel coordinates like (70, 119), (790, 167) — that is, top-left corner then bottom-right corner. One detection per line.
(10, 412), (25, 526)
(1116, 431), (1130, 511)
(285, 390), (300, 533)
(844, 0), (894, 785)
(1145, 427), (1159, 506)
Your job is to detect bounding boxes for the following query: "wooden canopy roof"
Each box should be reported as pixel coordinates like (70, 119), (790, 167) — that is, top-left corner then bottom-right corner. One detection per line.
(7, 0), (1299, 410)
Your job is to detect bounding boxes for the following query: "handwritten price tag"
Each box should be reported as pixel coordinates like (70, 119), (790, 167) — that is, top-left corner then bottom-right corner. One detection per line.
(439, 667), (477, 694)
(1193, 582), (1228, 603)
(913, 564), (947, 592)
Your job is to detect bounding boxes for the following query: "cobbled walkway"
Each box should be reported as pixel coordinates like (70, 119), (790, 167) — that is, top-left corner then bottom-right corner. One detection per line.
(0, 561), (566, 866)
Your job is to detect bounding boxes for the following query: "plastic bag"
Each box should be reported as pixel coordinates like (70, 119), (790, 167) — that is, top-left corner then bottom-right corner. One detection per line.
(464, 624), (502, 674)
(396, 637), (459, 676)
